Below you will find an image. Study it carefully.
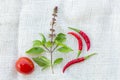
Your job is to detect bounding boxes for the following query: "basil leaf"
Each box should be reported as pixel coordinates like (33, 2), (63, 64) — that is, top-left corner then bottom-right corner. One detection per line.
(26, 47), (45, 55)
(39, 33), (46, 44)
(57, 46), (73, 53)
(40, 56), (50, 64)
(33, 40), (42, 47)
(33, 57), (46, 67)
(45, 41), (52, 47)
(54, 58), (63, 65)
(55, 33), (66, 43)
(42, 65), (50, 71)
(32, 56), (50, 67)
(55, 40), (66, 46)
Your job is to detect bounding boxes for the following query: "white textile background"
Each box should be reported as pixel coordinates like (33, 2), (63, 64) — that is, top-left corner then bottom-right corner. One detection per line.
(0, 0), (120, 80)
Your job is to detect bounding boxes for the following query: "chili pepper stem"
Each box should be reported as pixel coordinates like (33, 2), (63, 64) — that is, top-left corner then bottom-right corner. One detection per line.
(84, 53), (96, 60)
(68, 27), (80, 33)
(76, 50), (81, 58)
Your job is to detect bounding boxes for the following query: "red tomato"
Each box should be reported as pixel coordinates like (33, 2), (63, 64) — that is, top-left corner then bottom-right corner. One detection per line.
(15, 57), (34, 74)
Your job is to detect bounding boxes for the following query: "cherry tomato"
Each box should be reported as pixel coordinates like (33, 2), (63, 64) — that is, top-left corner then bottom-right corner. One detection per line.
(15, 57), (34, 74)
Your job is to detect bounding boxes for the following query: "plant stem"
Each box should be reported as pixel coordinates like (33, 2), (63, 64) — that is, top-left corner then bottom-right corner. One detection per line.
(49, 6), (58, 74)
(50, 34), (54, 74)
(50, 24), (54, 74)
(50, 45), (58, 74)
(50, 51), (54, 74)
(43, 45), (50, 52)
(52, 45), (58, 53)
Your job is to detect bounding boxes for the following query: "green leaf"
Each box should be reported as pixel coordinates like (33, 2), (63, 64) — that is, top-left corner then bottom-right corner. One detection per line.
(40, 56), (50, 64)
(32, 56), (50, 67)
(55, 33), (66, 43)
(26, 47), (45, 55)
(54, 58), (63, 65)
(45, 41), (52, 47)
(57, 46), (73, 53)
(55, 40), (67, 47)
(41, 65), (50, 71)
(33, 57), (46, 67)
(39, 33), (46, 44)
(33, 40), (42, 47)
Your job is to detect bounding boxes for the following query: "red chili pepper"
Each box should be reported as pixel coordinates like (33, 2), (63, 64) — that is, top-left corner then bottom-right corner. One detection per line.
(63, 53), (96, 73)
(68, 27), (91, 51)
(68, 32), (83, 57)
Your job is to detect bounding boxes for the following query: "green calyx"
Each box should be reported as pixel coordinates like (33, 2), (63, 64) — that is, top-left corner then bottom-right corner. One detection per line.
(68, 27), (80, 33)
(76, 50), (81, 58)
(84, 53), (96, 60)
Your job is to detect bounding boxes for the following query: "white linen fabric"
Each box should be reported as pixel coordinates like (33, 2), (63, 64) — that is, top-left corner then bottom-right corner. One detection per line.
(0, 0), (120, 80)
